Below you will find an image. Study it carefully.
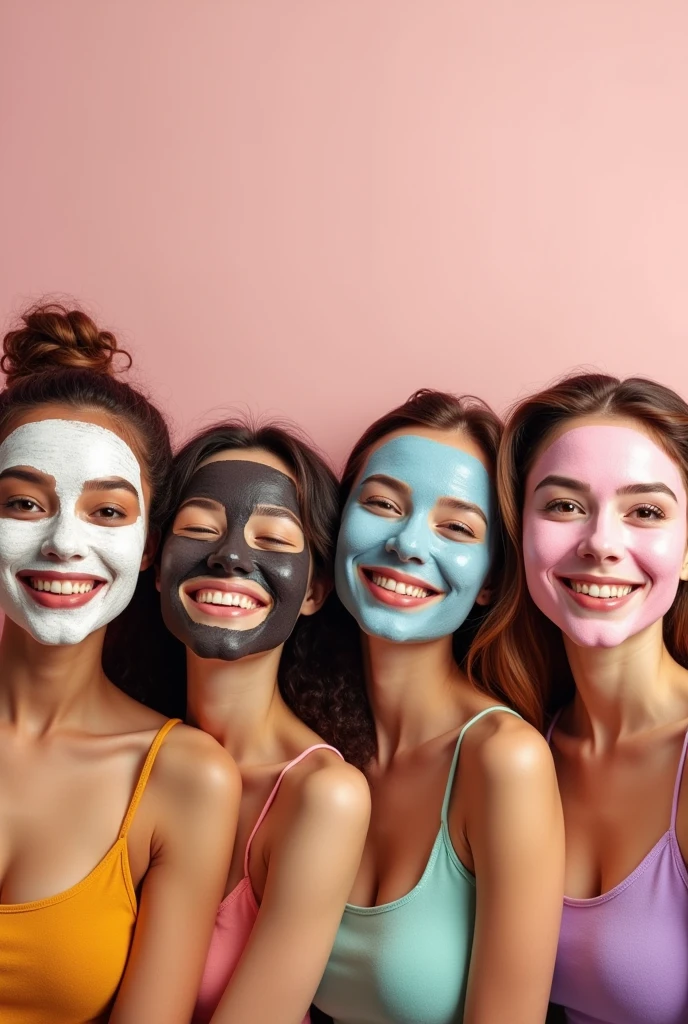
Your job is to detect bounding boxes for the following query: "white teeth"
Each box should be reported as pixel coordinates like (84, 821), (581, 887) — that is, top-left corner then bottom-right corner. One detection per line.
(30, 578), (94, 595)
(570, 581), (634, 598)
(370, 573), (431, 598)
(195, 589), (259, 609)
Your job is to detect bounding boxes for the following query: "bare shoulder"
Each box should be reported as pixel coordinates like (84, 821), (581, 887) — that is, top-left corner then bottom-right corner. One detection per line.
(280, 750), (371, 830)
(462, 709), (556, 790)
(150, 722), (241, 810)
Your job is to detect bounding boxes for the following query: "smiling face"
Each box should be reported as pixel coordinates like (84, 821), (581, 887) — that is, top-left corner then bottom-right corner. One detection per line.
(522, 420), (688, 648)
(0, 413), (148, 645)
(159, 450), (312, 661)
(335, 430), (494, 643)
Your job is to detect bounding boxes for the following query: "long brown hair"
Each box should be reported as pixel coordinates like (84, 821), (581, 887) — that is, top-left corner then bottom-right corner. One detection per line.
(320, 388), (507, 766)
(467, 372), (688, 727)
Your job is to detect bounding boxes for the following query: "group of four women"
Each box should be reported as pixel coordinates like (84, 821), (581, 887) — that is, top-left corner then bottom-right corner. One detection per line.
(0, 301), (686, 1024)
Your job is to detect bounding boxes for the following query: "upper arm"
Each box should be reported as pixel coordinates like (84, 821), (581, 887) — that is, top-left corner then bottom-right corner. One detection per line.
(110, 727), (241, 1024)
(462, 721), (564, 1024)
(212, 761), (370, 1024)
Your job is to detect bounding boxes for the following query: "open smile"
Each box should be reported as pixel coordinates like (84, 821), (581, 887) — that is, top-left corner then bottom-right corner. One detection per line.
(557, 575), (644, 612)
(181, 577), (272, 625)
(17, 570), (107, 609)
(359, 565), (445, 609)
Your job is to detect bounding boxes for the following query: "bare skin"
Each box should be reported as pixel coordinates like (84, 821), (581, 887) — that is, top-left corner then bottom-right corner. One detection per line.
(176, 448), (371, 1024)
(0, 404), (241, 1024)
(344, 425), (564, 1024)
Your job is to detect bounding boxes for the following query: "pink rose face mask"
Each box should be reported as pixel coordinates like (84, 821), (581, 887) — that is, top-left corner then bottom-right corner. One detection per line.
(522, 424), (688, 648)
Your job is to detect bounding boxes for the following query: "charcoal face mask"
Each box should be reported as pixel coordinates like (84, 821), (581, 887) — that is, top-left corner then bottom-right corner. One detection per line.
(160, 459), (310, 660)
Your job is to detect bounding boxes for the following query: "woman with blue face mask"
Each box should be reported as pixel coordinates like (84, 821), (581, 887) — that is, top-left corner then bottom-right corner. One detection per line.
(313, 389), (564, 1024)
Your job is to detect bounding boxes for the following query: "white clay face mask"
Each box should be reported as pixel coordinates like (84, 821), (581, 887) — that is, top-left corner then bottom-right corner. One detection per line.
(0, 419), (146, 645)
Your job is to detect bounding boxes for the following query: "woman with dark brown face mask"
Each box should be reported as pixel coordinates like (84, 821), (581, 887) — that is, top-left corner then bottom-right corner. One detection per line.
(156, 421), (370, 1024)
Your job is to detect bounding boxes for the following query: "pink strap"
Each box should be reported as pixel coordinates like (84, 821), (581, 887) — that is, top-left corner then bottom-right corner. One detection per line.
(243, 744), (343, 875)
(670, 727), (688, 830)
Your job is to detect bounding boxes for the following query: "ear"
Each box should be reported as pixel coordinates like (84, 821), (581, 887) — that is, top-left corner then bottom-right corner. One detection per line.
(299, 575), (332, 617)
(474, 583), (493, 607)
(140, 528), (160, 574)
(680, 545), (688, 582)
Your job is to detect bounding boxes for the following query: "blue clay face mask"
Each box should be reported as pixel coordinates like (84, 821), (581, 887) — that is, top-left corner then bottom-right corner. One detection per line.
(335, 433), (493, 643)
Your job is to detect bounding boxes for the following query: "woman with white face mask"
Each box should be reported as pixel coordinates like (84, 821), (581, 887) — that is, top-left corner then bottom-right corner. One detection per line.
(469, 373), (688, 1024)
(0, 303), (240, 1024)
(313, 390), (564, 1024)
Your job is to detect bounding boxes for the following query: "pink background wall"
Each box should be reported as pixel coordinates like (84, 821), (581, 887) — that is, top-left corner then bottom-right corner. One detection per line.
(2, 1), (688, 467)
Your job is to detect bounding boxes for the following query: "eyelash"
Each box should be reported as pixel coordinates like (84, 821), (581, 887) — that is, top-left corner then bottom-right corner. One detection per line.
(362, 496), (401, 514)
(543, 499), (666, 521)
(440, 522), (475, 538)
(4, 498), (44, 513)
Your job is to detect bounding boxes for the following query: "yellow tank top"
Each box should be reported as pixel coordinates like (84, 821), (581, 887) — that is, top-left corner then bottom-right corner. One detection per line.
(0, 717), (181, 1024)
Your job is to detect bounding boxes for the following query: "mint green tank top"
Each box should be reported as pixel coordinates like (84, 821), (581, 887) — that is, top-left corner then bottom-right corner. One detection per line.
(314, 705), (522, 1024)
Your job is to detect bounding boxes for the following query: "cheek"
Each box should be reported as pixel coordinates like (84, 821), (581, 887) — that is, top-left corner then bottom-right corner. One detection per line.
(629, 524), (688, 580)
(0, 521), (43, 566)
(339, 507), (388, 559)
(160, 537), (202, 588)
(438, 543), (490, 590)
(522, 514), (576, 574)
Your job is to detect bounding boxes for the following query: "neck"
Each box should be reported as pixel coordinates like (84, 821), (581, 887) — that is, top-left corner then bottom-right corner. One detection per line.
(364, 631), (464, 761)
(0, 617), (108, 734)
(185, 644), (293, 764)
(564, 619), (687, 743)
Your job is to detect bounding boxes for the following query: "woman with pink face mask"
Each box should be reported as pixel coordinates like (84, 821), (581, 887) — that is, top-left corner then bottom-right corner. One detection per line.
(469, 373), (688, 1024)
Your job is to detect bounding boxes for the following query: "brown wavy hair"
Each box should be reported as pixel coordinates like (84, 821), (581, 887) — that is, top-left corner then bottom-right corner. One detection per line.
(319, 388), (506, 766)
(122, 418), (376, 767)
(467, 372), (688, 728)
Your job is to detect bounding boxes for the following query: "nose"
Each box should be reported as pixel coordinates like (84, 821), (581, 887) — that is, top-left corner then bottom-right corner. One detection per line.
(207, 525), (254, 576)
(40, 513), (89, 561)
(385, 513), (430, 564)
(576, 507), (625, 563)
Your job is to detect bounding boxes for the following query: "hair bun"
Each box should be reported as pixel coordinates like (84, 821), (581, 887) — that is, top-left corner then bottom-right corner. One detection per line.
(1, 302), (132, 387)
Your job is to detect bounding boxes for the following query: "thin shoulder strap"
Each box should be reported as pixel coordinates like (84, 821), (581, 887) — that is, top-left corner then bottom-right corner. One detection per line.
(670, 727), (688, 830)
(545, 708), (564, 744)
(441, 706), (522, 825)
(119, 718), (182, 839)
(243, 743), (343, 875)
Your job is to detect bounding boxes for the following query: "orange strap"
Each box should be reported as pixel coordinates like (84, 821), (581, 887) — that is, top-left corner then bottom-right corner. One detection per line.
(119, 718), (182, 839)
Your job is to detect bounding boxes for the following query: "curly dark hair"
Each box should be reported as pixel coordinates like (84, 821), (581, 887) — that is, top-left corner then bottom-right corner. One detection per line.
(110, 417), (374, 768)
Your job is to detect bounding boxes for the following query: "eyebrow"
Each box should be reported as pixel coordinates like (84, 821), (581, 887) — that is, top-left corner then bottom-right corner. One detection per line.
(254, 504), (303, 529)
(534, 475), (678, 503)
(0, 467), (49, 486)
(361, 473), (410, 494)
(438, 496), (489, 527)
(83, 478), (140, 499)
(177, 497), (224, 512)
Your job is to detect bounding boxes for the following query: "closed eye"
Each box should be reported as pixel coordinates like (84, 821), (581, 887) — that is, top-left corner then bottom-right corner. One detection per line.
(436, 520), (475, 539)
(177, 524), (221, 537)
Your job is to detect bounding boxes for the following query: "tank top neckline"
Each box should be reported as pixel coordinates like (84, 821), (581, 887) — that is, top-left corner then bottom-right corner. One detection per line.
(547, 707), (688, 906)
(0, 717), (181, 915)
(343, 704), (521, 916)
(216, 742), (343, 916)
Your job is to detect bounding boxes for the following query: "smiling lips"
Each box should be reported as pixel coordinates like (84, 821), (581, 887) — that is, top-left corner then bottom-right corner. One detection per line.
(18, 571), (106, 609)
(184, 578), (270, 618)
(559, 576), (643, 611)
(360, 566), (443, 608)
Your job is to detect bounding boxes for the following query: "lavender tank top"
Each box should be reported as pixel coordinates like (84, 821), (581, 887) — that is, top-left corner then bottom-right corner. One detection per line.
(548, 714), (688, 1024)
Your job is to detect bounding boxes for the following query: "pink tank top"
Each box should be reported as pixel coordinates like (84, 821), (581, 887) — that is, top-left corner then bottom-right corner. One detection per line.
(192, 744), (343, 1024)
(548, 713), (688, 1024)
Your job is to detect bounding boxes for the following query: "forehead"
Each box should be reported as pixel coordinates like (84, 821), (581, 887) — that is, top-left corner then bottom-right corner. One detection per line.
(0, 419), (142, 488)
(531, 423), (683, 486)
(182, 458), (301, 514)
(358, 433), (492, 507)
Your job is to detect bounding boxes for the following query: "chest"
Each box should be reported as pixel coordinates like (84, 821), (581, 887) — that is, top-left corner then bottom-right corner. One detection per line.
(0, 733), (153, 904)
(555, 730), (688, 898)
(349, 744), (466, 907)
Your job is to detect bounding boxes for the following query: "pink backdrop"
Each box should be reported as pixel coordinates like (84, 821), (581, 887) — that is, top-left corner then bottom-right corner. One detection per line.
(2, 1), (688, 467)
